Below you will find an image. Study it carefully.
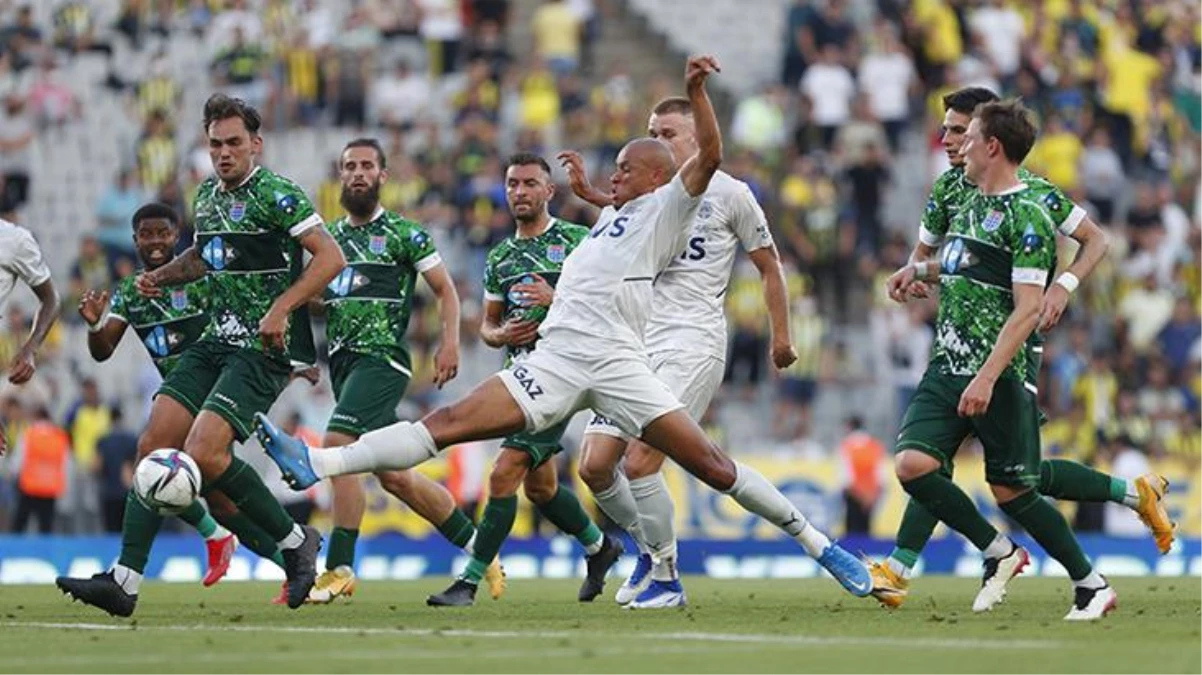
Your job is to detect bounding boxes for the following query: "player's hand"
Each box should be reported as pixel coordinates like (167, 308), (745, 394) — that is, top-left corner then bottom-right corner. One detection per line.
(557, 150), (594, 198)
(957, 373), (995, 417)
(257, 307), (289, 352)
(885, 265), (917, 303)
(432, 342), (459, 389)
(290, 365), (320, 386)
(135, 271), (163, 298)
(1039, 284), (1070, 332)
(906, 280), (932, 299)
(8, 347), (35, 385)
(511, 274), (554, 307)
(771, 340), (798, 370)
(685, 55), (721, 90)
(78, 289), (110, 326)
(502, 318), (541, 347)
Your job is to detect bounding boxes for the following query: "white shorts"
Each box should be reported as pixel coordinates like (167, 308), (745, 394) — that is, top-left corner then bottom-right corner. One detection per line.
(583, 350), (725, 441)
(496, 346), (685, 438)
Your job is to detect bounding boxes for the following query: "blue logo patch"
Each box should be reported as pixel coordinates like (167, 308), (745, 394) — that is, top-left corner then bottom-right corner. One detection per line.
(546, 244), (565, 263)
(507, 275), (535, 307)
(328, 268), (368, 297)
(201, 236), (228, 271)
(170, 289), (188, 311)
(981, 209), (1005, 232)
(940, 238), (966, 274)
(1021, 225), (1043, 253)
(144, 325), (170, 357)
(275, 191), (298, 215)
(369, 235), (387, 255)
(410, 230), (429, 248)
(229, 202), (246, 222)
(698, 200), (714, 220)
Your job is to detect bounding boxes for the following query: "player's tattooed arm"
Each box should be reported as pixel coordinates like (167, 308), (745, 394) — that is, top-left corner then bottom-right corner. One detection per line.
(748, 245), (797, 369)
(679, 55), (723, 197)
(259, 227), (345, 351)
(422, 263), (461, 388)
(1040, 217), (1108, 331)
(79, 289), (127, 362)
(557, 151), (613, 208)
(9, 277), (61, 385)
(136, 247), (206, 297)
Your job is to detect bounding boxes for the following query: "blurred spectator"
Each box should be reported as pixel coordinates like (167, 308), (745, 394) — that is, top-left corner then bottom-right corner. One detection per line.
(774, 285), (825, 440)
(1116, 273), (1175, 353)
(518, 58), (560, 133)
(1138, 359), (1187, 440)
(116, 0), (150, 47)
(65, 378), (111, 509)
(1078, 127), (1125, 223)
(10, 405), (69, 534)
(1025, 114), (1084, 193)
(781, 0), (816, 86)
(731, 84), (789, 158)
(967, 0), (1024, 91)
(95, 169), (148, 256)
(466, 19), (512, 81)
(133, 52), (183, 125)
(372, 59), (431, 131)
(1073, 350), (1119, 427)
(1098, 34), (1163, 170)
(1103, 437), (1152, 537)
(416, 0), (465, 76)
(27, 56), (79, 127)
(52, 2), (113, 56)
(297, 0), (334, 50)
(886, 301), (933, 423)
(800, 44), (855, 149)
(96, 407), (137, 533)
(69, 237), (113, 323)
(910, 0), (962, 85)
(857, 23), (915, 152)
(0, 91), (31, 210)
(134, 109), (177, 193)
(1156, 296), (1201, 373)
(211, 26), (269, 113)
(326, 41), (371, 128)
(532, 0), (581, 76)
(367, 0), (421, 40)
(1050, 322), (1092, 414)
(207, 0), (263, 55)
(1, 4), (44, 72)
(279, 29), (320, 127)
(839, 415), (885, 534)
(812, 0), (856, 59)
(724, 263), (770, 401)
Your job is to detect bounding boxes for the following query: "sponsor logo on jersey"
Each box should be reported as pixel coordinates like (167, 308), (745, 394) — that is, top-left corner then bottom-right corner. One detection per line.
(143, 325), (182, 357)
(510, 365), (544, 400)
(981, 209), (1005, 232)
(369, 235), (387, 254)
(546, 244), (565, 263)
(328, 267), (369, 297)
(940, 237), (971, 274)
(201, 236), (235, 271)
(507, 275), (535, 307)
(275, 191), (298, 215)
(410, 230), (429, 248)
(1043, 191), (1063, 211)
(229, 202), (247, 222)
(170, 289), (189, 310)
(1020, 224), (1043, 253)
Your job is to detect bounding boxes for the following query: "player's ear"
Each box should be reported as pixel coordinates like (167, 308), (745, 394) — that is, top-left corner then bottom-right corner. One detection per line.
(250, 133), (264, 155)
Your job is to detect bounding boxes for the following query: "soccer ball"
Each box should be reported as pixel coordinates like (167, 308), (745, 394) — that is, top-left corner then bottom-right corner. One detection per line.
(133, 449), (201, 515)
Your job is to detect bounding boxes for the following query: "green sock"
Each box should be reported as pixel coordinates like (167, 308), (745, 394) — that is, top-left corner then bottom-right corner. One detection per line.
(326, 527), (359, 570)
(1039, 459), (1124, 503)
(890, 498), (939, 569)
(117, 490), (164, 573)
(206, 457), (295, 542)
(212, 509), (285, 568)
(999, 489), (1092, 580)
(902, 472), (998, 551)
(535, 486), (603, 550)
(435, 509), (476, 550)
(177, 501), (220, 538)
(460, 495), (517, 584)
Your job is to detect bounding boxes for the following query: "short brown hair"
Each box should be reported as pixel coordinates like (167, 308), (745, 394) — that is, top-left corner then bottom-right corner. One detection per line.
(203, 93), (262, 134)
(974, 99), (1037, 164)
(343, 137), (386, 169)
(652, 97), (692, 116)
(505, 152), (552, 176)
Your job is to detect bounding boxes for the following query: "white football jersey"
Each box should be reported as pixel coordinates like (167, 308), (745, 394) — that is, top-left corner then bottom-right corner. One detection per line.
(644, 171), (773, 359)
(0, 219), (51, 308)
(540, 175), (700, 356)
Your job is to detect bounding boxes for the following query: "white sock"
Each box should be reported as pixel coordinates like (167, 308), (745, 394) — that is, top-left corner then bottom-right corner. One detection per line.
(982, 534), (1013, 559)
(583, 538), (603, 556)
(1074, 569), (1106, 589)
(277, 523), (305, 550)
(311, 421), (438, 478)
(1120, 480), (1140, 509)
(725, 461), (830, 558)
(650, 543), (679, 582)
(112, 564), (143, 595)
(886, 557), (913, 580)
(629, 473), (677, 563)
(205, 524), (232, 541)
(593, 470), (649, 554)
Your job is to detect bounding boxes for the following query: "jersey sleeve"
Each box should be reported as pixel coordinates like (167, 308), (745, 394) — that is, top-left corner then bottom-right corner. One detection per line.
(268, 176), (323, 238)
(5, 227), (51, 287)
(1010, 202), (1058, 287)
(402, 223), (442, 273)
(482, 246), (504, 303)
(918, 172), (953, 246)
(729, 185), (773, 252)
(1036, 184), (1087, 237)
(652, 174), (703, 261)
(107, 280), (129, 324)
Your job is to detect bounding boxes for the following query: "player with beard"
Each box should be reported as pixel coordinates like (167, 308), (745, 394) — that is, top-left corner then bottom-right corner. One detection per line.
(306, 138), (504, 603)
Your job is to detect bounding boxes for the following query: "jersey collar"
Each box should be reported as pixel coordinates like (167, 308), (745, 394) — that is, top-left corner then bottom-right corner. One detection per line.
(217, 165), (262, 193)
(350, 205), (386, 226)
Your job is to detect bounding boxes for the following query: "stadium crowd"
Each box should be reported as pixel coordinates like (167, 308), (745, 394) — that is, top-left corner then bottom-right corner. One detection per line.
(0, 0), (1197, 538)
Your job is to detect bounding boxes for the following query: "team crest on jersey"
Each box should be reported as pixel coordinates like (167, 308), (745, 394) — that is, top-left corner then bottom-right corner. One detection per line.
(369, 235), (387, 254)
(546, 244), (565, 263)
(228, 202), (246, 222)
(170, 289), (189, 310)
(275, 191), (298, 215)
(698, 200), (714, 220)
(981, 209), (1005, 232)
(926, 198), (937, 212)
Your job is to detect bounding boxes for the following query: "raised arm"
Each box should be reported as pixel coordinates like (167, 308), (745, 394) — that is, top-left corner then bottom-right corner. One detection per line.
(79, 289), (127, 362)
(136, 247), (207, 297)
(258, 227), (346, 351)
(678, 55), (723, 197)
(422, 262), (461, 388)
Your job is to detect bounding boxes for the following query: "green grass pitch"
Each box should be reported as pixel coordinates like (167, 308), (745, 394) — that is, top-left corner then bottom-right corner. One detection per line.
(1, 577), (1198, 673)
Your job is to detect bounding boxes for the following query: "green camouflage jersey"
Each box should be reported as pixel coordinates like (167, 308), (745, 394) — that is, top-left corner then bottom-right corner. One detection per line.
(108, 275), (210, 376)
(323, 208), (440, 368)
(482, 218), (590, 362)
(191, 166), (322, 363)
(929, 182), (1059, 380)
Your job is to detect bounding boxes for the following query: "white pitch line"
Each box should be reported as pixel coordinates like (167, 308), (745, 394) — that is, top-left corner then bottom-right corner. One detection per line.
(0, 621), (1062, 650)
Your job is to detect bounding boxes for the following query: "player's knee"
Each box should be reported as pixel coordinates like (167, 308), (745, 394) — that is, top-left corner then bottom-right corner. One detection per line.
(376, 470), (413, 500)
(989, 483), (1028, 504)
(578, 455), (614, 493)
(205, 490), (238, 519)
(894, 450), (940, 482)
(488, 453), (526, 498)
(523, 479), (556, 505)
(624, 446), (664, 481)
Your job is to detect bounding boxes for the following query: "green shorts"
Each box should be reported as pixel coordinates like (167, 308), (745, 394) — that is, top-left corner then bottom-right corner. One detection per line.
(502, 418), (570, 468)
(896, 371), (1041, 487)
(327, 350), (410, 437)
(1025, 334), (1048, 426)
(157, 340), (290, 442)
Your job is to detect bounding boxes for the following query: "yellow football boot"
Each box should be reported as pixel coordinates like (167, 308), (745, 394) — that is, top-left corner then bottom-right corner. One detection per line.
(307, 565), (357, 604)
(868, 559), (909, 609)
(1134, 474), (1175, 554)
(483, 557), (507, 600)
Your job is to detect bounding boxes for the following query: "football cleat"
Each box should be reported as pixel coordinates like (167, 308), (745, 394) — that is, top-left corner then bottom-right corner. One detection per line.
(202, 534), (237, 587)
(1064, 582), (1117, 621)
(255, 412), (319, 490)
(972, 544), (1029, 613)
(615, 553), (653, 605)
(579, 534), (624, 602)
(867, 559), (909, 609)
(427, 578), (478, 607)
(816, 543), (873, 597)
(627, 579), (687, 609)
(483, 557), (506, 600)
(1133, 474), (1175, 554)
(56, 571), (137, 617)
(307, 565), (357, 604)
(280, 525), (322, 609)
